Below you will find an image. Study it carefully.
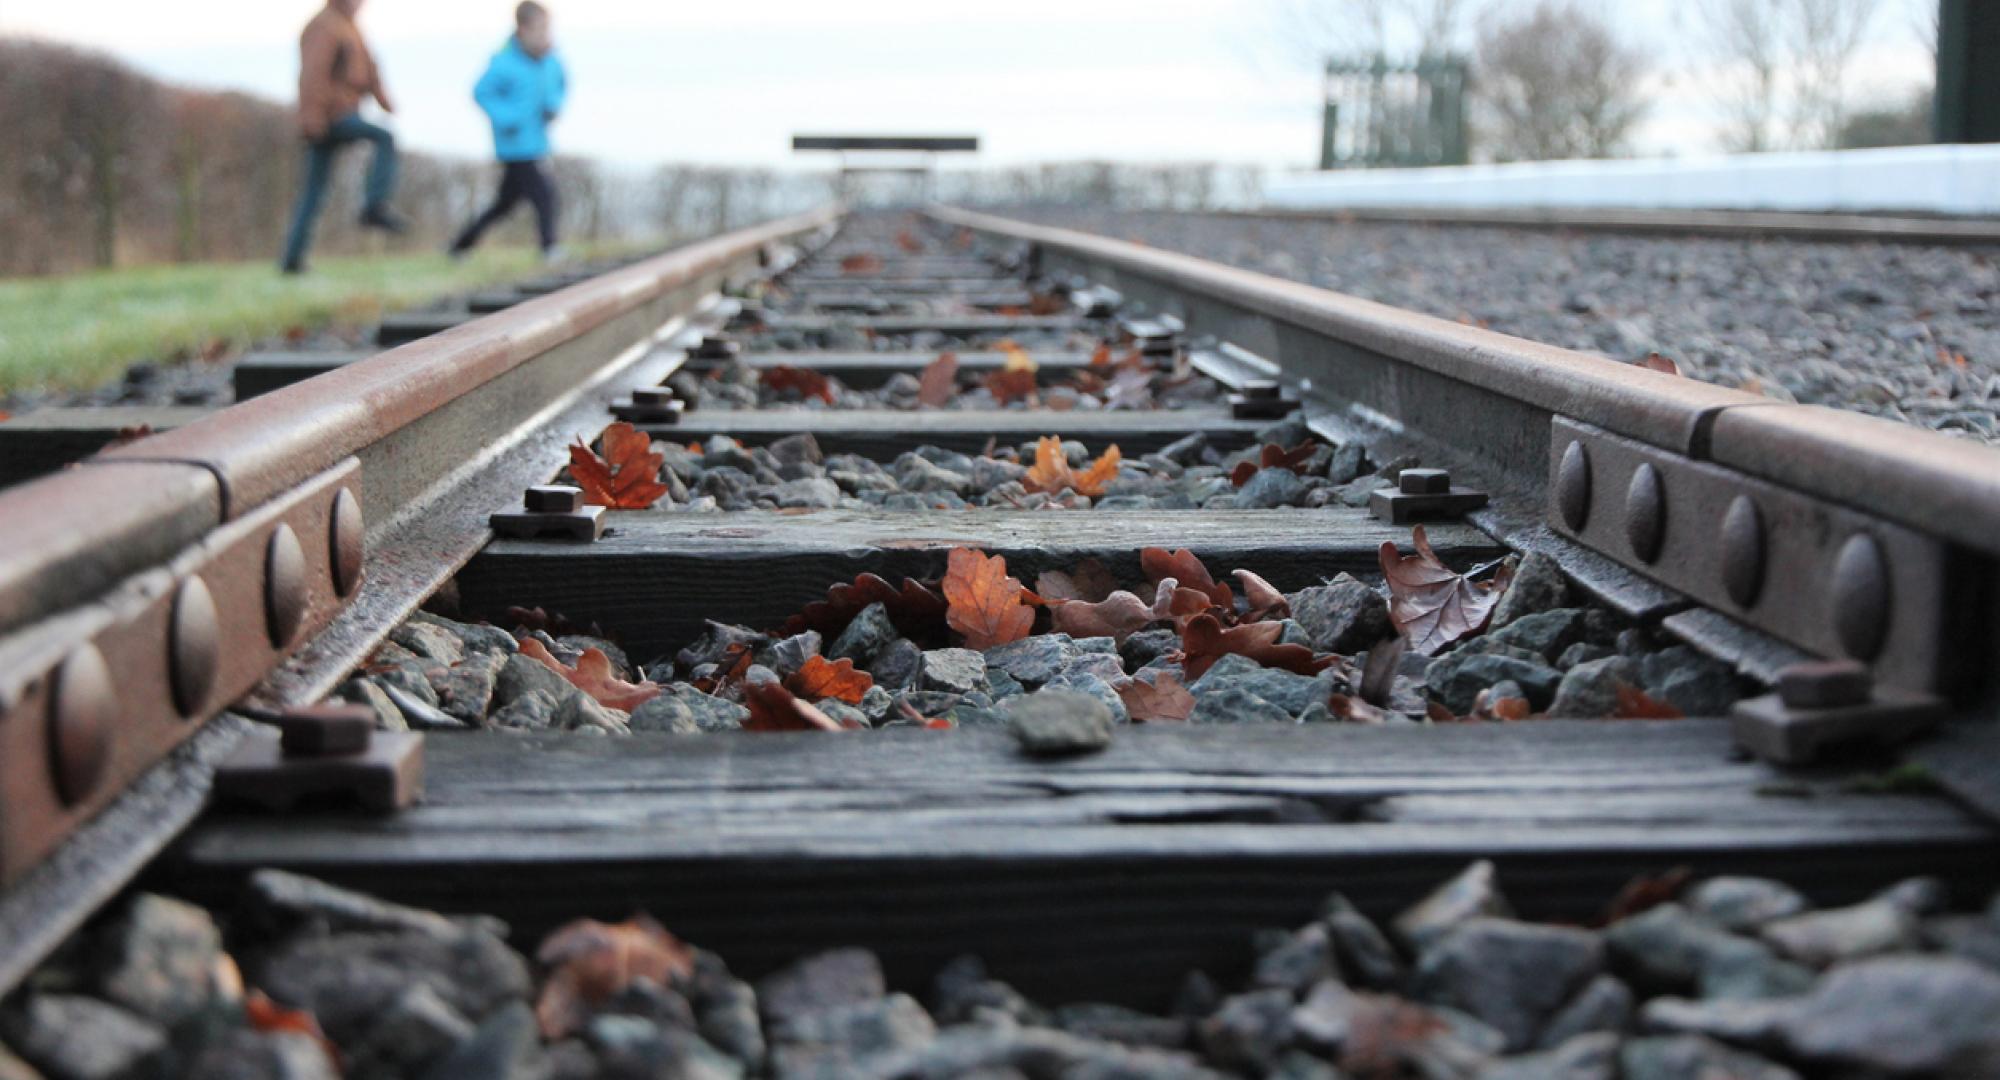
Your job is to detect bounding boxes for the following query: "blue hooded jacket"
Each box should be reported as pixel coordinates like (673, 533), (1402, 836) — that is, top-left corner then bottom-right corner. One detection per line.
(474, 37), (567, 162)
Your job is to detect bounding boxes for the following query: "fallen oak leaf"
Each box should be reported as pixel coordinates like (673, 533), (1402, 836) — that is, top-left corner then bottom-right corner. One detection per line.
(519, 637), (661, 711)
(839, 253), (882, 275)
(1022, 436), (1123, 499)
(1048, 590), (1158, 644)
(693, 641), (755, 696)
(918, 351), (960, 407)
(785, 655), (874, 705)
(983, 368), (1038, 406)
(742, 679), (847, 732)
(1230, 441), (1321, 488)
(761, 365), (837, 405)
(535, 916), (696, 1039)
(1233, 569), (1289, 620)
(1378, 526), (1514, 656)
(897, 700), (957, 730)
(1180, 614), (1334, 683)
(1594, 866), (1694, 927)
(942, 548), (1036, 650)
(570, 422), (671, 510)
(1141, 548), (1233, 609)
(1116, 671), (1195, 723)
(1639, 352), (1683, 376)
(783, 572), (948, 643)
(1036, 558), (1118, 603)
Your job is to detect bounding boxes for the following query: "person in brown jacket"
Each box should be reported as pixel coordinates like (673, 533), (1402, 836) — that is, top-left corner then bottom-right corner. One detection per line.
(281, 0), (406, 273)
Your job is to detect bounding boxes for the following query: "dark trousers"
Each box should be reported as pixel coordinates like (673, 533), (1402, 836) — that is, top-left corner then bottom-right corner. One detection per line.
(282, 114), (399, 269)
(454, 160), (558, 254)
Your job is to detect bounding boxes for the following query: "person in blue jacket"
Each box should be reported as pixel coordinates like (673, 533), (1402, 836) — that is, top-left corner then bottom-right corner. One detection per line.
(452, 2), (568, 259)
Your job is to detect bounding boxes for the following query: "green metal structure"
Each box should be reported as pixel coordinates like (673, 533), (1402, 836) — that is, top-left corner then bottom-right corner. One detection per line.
(1319, 54), (1470, 170)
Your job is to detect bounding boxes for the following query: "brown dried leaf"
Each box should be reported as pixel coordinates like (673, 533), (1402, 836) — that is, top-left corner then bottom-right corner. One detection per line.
(1595, 867), (1694, 927)
(1639, 352), (1683, 376)
(942, 548), (1035, 650)
(839, 253), (882, 275)
(1378, 527), (1513, 655)
(1233, 570), (1289, 621)
(762, 365), (837, 405)
(785, 655), (874, 705)
(1230, 441), (1320, 488)
(570, 422), (670, 510)
(783, 573), (949, 643)
(1036, 558), (1118, 603)
(1117, 672), (1196, 723)
(1141, 548), (1233, 609)
(1048, 590), (1158, 644)
(535, 916), (696, 1039)
(1340, 993), (1454, 1078)
(742, 679), (847, 732)
(983, 368), (1039, 406)
(1180, 614), (1333, 683)
(519, 638), (661, 711)
(1328, 694), (1394, 724)
(918, 351), (960, 407)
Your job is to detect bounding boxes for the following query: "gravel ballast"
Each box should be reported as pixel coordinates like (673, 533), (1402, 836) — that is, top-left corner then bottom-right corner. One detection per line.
(1006, 209), (2000, 444)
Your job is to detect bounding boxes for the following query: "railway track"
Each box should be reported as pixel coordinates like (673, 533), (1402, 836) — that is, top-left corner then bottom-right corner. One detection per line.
(2, 207), (1997, 1077)
(1223, 205), (2000, 247)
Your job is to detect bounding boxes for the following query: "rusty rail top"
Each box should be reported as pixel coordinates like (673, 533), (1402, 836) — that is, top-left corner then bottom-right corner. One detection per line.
(0, 207), (839, 901)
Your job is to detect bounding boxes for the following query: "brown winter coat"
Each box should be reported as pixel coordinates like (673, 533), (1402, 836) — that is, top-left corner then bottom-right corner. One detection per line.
(297, 6), (385, 138)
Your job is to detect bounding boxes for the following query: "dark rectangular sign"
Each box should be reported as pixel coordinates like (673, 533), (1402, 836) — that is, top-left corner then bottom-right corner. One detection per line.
(792, 135), (980, 153)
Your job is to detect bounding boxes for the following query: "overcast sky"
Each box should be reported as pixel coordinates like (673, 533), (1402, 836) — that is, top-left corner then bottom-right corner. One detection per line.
(0, 0), (1936, 172)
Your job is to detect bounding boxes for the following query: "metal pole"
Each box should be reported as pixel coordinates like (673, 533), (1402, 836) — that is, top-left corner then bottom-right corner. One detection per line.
(1936, 0), (2000, 143)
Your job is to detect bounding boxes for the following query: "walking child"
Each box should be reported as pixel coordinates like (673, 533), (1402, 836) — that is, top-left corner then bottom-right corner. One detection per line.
(282, 0), (406, 275)
(453, 2), (568, 260)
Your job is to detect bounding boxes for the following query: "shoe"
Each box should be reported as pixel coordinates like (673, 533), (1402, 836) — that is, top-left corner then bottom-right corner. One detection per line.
(280, 258), (308, 276)
(359, 206), (409, 235)
(541, 245), (574, 267)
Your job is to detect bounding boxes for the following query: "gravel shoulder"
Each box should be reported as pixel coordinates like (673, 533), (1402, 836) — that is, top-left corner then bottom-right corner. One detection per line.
(1006, 209), (2000, 444)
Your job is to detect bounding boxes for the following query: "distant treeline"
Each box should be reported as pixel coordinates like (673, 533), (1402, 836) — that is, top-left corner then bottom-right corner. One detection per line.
(0, 38), (1260, 278)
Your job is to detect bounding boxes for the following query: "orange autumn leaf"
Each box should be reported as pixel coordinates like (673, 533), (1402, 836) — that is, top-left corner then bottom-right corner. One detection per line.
(839, 253), (882, 275)
(1613, 682), (1685, 720)
(1090, 342), (1113, 367)
(245, 991), (338, 1069)
(1378, 526), (1514, 656)
(519, 637), (662, 711)
(785, 655), (874, 705)
(918, 351), (960, 407)
(896, 229), (924, 253)
(1180, 614), (1334, 683)
(762, 365), (837, 405)
(1141, 548), (1234, 609)
(535, 916), (697, 1039)
(1639, 352), (1683, 376)
(942, 548), (1036, 650)
(1117, 671), (1196, 723)
(742, 679), (848, 732)
(570, 422), (671, 510)
(1022, 436), (1123, 499)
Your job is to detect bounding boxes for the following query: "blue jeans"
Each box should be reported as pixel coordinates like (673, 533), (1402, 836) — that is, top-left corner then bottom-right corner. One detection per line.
(281, 114), (399, 268)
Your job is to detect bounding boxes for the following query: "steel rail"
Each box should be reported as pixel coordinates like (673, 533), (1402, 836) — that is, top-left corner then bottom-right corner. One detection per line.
(1213, 206), (2000, 247)
(931, 206), (2000, 729)
(0, 207), (841, 990)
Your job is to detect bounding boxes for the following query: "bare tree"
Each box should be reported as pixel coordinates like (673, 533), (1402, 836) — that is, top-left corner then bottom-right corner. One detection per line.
(1788, 0), (1880, 148)
(1697, 0), (1786, 151)
(1474, 1), (1650, 162)
(1280, 0), (1473, 61)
